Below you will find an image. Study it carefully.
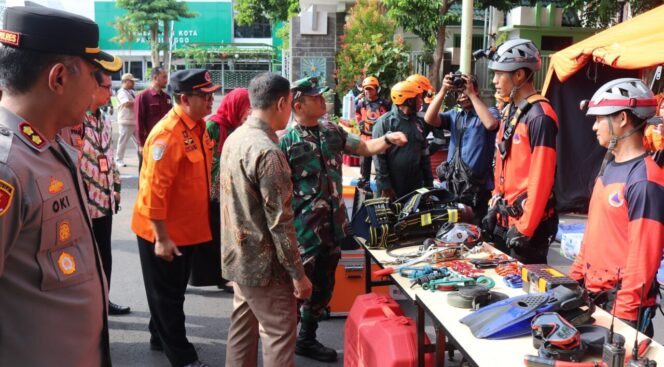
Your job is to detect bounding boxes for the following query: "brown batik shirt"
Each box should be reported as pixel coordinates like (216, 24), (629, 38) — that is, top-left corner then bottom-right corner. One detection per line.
(219, 116), (305, 287)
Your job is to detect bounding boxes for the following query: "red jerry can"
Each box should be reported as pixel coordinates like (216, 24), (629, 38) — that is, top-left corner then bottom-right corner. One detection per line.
(344, 293), (403, 367)
(356, 308), (433, 367)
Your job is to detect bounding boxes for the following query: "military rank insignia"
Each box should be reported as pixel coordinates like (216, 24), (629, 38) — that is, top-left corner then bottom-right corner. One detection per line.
(183, 130), (197, 152)
(58, 220), (71, 243)
(0, 179), (15, 217)
(48, 177), (64, 194)
(18, 122), (46, 149)
(57, 251), (76, 275)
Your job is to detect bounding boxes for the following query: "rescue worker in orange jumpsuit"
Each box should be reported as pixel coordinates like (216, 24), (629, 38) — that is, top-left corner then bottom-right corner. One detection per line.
(570, 78), (664, 337)
(480, 39), (559, 264)
(355, 76), (391, 181)
(132, 69), (220, 367)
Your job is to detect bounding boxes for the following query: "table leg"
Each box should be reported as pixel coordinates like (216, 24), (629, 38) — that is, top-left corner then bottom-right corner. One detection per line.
(364, 246), (372, 293)
(435, 325), (446, 367)
(417, 298), (426, 367)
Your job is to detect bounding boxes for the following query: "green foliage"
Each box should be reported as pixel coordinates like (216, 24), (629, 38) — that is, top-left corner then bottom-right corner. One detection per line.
(381, 0), (526, 48)
(110, 14), (140, 50)
(565, 0), (664, 28)
(173, 45), (276, 67)
(116, 0), (196, 28)
(275, 21), (290, 50)
(234, 0), (300, 25)
(335, 0), (411, 97)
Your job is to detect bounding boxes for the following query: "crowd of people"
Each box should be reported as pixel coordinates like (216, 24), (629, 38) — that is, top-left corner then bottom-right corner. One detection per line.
(0, 4), (663, 367)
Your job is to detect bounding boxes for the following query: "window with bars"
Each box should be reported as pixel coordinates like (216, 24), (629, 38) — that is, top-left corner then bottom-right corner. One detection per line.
(453, 34), (485, 50)
(234, 16), (271, 38)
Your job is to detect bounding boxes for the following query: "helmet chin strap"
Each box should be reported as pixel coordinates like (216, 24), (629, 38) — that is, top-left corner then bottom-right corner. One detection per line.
(598, 114), (647, 176)
(507, 71), (534, 103)
(404, 97), (418, 114)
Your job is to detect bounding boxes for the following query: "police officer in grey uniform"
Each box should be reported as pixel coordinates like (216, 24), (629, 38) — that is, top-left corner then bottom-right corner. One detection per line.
(0, 6), (122, 366)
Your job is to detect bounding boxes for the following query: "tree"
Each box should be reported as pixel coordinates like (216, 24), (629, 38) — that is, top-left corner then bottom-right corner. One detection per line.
(110, 14), (140, 55)
(335, 0), (411, 97)
(382, 0), (527, 89)
(565, 0), (664, 28)
(116, 0), (197, 71)
(233, 0), (299, 25)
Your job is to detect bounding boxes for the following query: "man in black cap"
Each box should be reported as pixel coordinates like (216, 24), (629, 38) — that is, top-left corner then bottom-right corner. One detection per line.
(279, 77), (407, 362)
(0, 5), (121, 367)
(131, 69), (220, 367)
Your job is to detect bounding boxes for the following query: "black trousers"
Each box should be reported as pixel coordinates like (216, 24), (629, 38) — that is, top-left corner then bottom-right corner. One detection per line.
(137, 236), (198, 367)
(360, 156), (372, 181)
(92, 215), (113, 288)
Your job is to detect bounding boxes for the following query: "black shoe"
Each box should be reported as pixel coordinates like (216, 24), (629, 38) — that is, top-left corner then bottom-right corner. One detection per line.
(295, 339), (337, 362)
(149, 337), (163, 351)
(108, 302), (131, 315)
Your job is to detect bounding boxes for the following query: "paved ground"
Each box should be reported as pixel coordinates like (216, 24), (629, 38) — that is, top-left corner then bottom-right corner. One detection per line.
(107, 117), (663, 366)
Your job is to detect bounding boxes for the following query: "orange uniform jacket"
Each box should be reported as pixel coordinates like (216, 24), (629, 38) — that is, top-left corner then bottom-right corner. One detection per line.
(570, 156), (664, 320)
(131, 105), (213, 246)
(644, 123), (663, 151)
(494, 97), (558, 237)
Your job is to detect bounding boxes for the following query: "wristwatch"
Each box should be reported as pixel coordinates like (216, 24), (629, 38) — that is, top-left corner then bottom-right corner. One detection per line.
(384, 131), (394, 146)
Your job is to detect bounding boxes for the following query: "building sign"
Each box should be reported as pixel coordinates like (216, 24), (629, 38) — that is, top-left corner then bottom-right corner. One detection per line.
(95, 1), (233, 51)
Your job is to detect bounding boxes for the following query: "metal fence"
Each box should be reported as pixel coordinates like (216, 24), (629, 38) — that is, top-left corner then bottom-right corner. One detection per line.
(409, 51), (431, 77)
(208, 69), (268, 91)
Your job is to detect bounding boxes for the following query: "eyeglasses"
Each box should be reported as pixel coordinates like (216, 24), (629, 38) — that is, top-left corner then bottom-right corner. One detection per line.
(189, 92), (214, 99)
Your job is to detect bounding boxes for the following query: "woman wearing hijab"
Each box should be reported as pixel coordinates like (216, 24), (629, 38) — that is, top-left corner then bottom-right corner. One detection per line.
(189, 88), (251, 291)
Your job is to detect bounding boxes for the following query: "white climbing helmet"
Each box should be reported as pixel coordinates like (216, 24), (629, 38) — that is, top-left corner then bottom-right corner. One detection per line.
(488, 38), (542, 72)
(586, 78), (657, 120)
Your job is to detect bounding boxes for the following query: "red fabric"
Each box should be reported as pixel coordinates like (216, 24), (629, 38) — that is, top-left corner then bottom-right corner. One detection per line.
(569, 157), (664, 320)
(208, 88), (250, 153)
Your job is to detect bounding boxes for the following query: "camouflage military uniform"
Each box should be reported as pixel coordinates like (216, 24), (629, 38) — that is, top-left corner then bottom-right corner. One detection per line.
(280, 121), (360, 321)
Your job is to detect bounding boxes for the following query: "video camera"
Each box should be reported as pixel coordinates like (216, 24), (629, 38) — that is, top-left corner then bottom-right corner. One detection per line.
(472, 46), (497, 61)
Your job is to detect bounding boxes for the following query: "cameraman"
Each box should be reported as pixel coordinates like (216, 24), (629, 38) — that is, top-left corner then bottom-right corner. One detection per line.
(424, 72), (499, 224)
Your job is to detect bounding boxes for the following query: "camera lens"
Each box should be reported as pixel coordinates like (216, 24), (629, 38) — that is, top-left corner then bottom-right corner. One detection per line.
(452, 76), (465, 90)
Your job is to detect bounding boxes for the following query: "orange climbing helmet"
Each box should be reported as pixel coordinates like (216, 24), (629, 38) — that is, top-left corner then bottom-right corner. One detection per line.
(406, 74), (434, 94)
(390, 80), (420, 105)
(362, 76), (380, 90)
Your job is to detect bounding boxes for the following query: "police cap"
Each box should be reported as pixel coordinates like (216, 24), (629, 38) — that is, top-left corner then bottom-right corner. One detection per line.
(169, 69), (221, 94)
(291, 76), (330, 100)
(0, 5), (122, 72)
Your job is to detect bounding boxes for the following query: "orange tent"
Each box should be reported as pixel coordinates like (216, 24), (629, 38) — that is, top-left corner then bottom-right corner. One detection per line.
(543, 4), (664, 93)
(541, 6), (664, 212)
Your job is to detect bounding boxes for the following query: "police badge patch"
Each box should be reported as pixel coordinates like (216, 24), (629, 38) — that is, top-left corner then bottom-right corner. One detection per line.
(57, 251), (76, 275)
(0, 179), (15, 217)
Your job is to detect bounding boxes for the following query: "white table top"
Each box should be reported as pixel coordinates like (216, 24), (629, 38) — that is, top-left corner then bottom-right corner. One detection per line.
(365, 243), (664, 366)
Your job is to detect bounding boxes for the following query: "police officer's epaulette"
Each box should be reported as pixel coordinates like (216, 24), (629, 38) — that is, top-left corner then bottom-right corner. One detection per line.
(0, 126), (14, 164)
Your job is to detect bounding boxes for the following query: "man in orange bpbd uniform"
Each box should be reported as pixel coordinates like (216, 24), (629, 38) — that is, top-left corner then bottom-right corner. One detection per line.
(132, 69), (219, 367)
(570, 78), (664, 337)
(479, 39), (559, 264)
